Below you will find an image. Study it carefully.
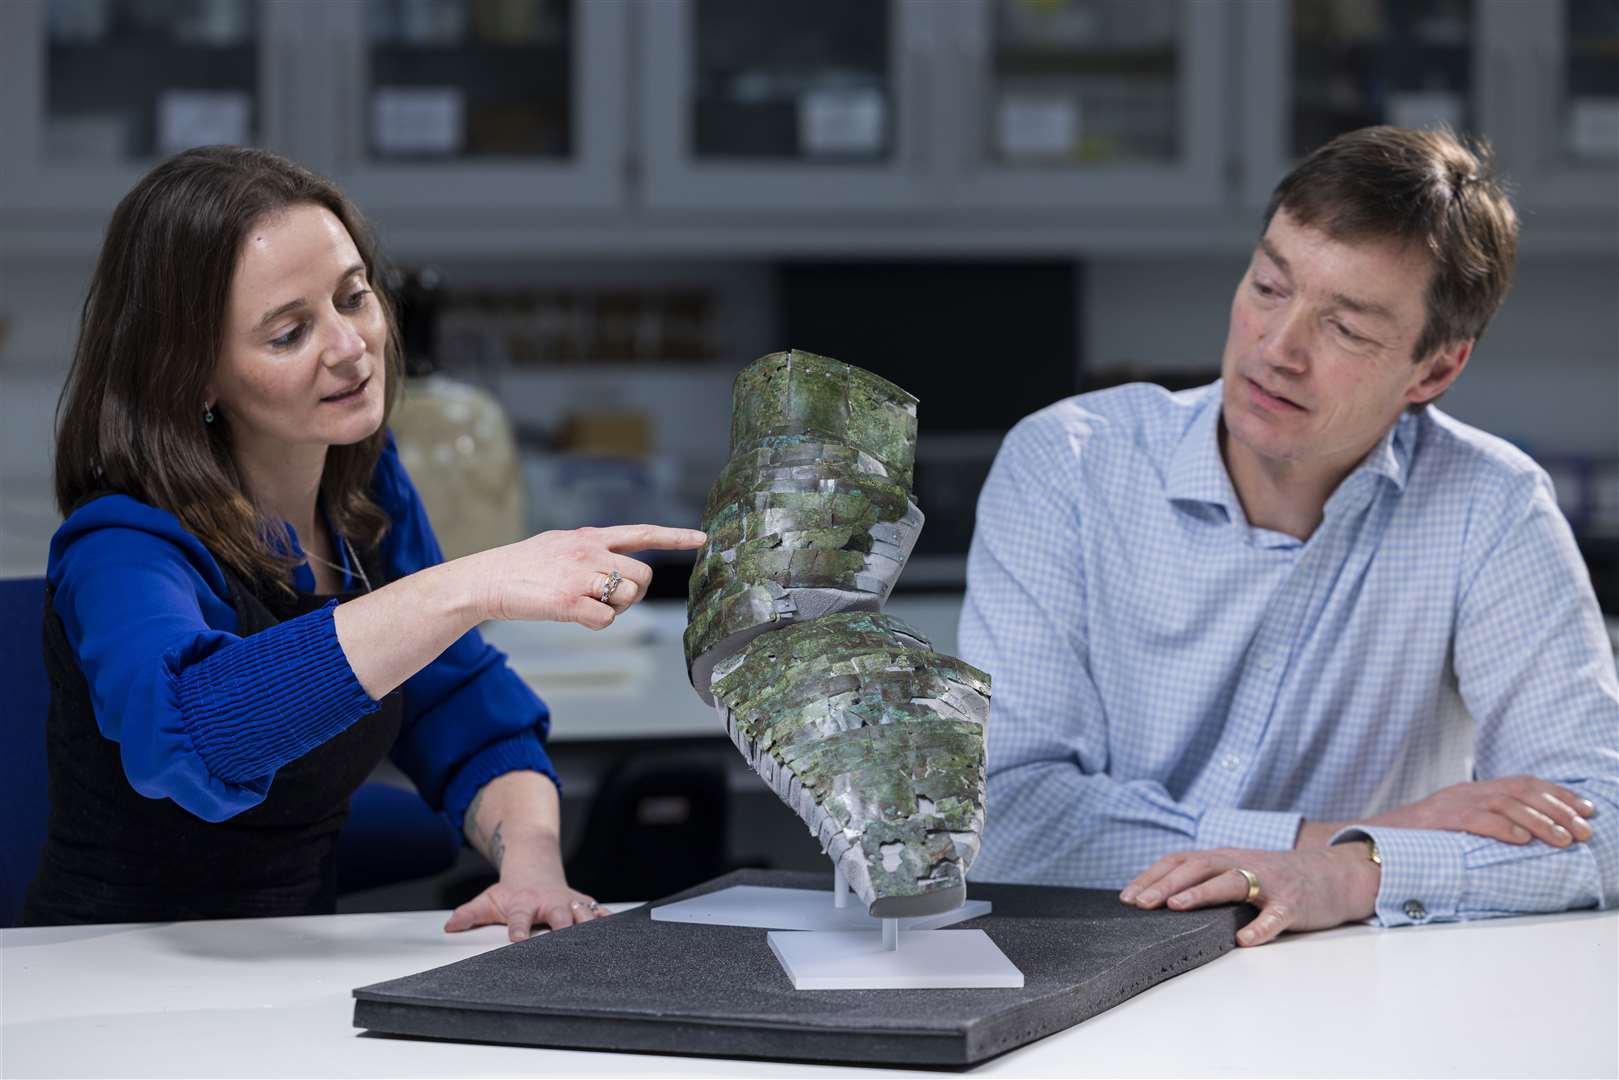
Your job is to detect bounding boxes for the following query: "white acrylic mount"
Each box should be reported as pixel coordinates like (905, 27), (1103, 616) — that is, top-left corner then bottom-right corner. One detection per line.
(651, 864), (1024, 990)
(649, 864), (993, 932)
(767, 925), (1025, 990)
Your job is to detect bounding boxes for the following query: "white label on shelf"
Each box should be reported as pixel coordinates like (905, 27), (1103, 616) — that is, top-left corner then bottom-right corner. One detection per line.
(1386, 91), (1463, 134)
(1568, 98), (1619, 161)
(799, 88), (885, 156)
(997, 94), (1078, 160)
(373, 87), (464, 155)
(157, 91), (250, 156)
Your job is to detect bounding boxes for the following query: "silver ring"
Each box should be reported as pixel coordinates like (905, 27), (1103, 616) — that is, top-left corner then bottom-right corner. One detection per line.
(599, 569), (622, 605)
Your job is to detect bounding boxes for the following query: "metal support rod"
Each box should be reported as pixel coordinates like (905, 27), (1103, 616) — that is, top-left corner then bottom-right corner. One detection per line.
(883, 918), (899, 951)
(833, 864), (848, 909)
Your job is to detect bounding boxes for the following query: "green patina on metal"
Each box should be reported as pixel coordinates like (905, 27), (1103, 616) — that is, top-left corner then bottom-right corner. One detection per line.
(711, 612), (983, 723)
(689, 539), (870, 604)
(708, 436), (899, 506)
(703, 473), (912, 535)
(698, 486), (908, 553)
(728, 350), (917, 491)
(681, 578), (794, 664)
(684, 489), (920, 669)
(707, 613), (990, 905)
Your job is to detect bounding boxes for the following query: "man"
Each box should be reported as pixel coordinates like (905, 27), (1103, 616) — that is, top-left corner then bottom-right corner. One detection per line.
(961, 126), (1617, 947)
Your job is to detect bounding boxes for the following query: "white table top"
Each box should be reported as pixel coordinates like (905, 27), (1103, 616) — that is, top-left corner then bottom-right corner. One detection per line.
(3, 905), (1613, 1078)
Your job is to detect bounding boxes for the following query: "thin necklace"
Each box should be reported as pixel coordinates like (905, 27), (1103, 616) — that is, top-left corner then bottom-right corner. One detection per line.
(302, 534), (373, 593)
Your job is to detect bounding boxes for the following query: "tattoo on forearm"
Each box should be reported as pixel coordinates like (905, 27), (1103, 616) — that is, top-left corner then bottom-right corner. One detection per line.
(465, 788), (507, 871)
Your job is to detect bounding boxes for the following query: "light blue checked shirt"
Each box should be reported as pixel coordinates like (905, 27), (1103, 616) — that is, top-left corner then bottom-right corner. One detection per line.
(961, 382), (1619, 927)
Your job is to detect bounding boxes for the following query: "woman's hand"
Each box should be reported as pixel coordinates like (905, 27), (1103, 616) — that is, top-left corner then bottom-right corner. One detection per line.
(1120, 844), (1381, 947)
(443, 867), (606, 942)
(449, 771), (603, 941)
(465, 524), (706, 629)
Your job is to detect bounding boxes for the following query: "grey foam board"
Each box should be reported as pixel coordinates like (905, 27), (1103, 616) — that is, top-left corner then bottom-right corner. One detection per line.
(353, 868), (1254, 1068)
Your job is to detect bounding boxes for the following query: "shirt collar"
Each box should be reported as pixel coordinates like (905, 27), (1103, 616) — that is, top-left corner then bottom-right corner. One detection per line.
(1165, 383), (1243, 518)
(1165, 381), (1416, 517)
(1357, 411), (1413, 493)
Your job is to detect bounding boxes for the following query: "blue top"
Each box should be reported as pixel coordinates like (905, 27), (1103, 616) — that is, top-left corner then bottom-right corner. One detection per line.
(46, 433), (557, 835)
(961, 382), (1619, 927)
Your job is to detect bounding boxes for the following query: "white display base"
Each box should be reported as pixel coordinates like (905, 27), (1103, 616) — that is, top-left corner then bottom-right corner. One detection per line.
(767, 928), (1025, 990)
(650, 884), (992, 932)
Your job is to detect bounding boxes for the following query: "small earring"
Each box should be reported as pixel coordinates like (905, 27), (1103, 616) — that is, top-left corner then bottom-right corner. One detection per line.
(204, 403), (215, 424)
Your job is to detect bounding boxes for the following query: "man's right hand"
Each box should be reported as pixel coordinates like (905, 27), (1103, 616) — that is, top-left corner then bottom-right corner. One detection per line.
(1298, 776), (1597, 849)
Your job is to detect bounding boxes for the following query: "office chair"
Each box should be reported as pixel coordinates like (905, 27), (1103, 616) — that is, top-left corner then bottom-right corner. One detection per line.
(0, 576), (461, 926)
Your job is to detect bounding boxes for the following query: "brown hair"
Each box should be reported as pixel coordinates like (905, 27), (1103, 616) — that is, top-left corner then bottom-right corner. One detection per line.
(1264, 125), (1518, 364)
(54, 146), (403, 593)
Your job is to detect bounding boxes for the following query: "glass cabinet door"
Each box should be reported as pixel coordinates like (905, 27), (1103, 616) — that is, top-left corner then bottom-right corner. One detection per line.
(944, 0), (1229, 209)
(1242, 0), (1487, 206)
(1495, 0), (1619, 210)
(1558, 0), (1619, 169)
(639, 0), (938, 210)
(0, 0), (299, 212)
(690, 0), (893, 163)
(46, 0), (262, 163)
(362, 0), (572, 162)
(325, 0), (628, 213)
(1291, 0), (1477, 156)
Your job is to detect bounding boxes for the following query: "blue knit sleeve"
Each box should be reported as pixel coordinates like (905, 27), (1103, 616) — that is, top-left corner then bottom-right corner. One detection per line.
(46, 497), (380, 822)
(372, 435), (559, 835)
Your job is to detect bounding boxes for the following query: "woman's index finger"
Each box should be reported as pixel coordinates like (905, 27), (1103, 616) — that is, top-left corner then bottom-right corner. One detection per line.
(597, 524), (707, 552)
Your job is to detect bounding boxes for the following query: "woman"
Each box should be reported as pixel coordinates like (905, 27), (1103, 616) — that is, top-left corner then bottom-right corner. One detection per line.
(22, 146), (704, 938)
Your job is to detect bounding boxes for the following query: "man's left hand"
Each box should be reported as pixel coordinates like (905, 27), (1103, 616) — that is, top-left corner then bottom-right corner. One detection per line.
(1120, 844), (1380, 946)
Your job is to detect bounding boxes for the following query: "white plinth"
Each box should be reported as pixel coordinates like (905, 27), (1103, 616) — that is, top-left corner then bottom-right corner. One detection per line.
(767, 928), (1025, 990)
(650, 884), (992, 932)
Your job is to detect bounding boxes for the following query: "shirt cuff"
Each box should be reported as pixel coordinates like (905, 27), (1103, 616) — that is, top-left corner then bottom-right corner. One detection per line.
(439, 731), (561, 836)
(1196, 807), (1303, 852)
(1330, 825), (1465, 927)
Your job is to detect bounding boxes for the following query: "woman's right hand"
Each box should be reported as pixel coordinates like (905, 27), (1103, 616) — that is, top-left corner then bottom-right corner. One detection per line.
(466, 524), (706, 629)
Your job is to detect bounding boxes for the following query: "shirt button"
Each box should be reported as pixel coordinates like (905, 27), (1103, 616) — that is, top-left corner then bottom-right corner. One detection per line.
(1403, 900), (1427, 921)
(1220, 753), (1241, 770)
(1255, 652), (1277, 670)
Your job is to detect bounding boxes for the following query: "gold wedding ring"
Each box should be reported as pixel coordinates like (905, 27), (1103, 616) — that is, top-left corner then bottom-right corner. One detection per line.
(1234, 867), (1261, 904)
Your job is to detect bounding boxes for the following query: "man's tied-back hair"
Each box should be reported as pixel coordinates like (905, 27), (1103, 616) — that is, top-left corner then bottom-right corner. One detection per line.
(1264, 125), (1519, 363)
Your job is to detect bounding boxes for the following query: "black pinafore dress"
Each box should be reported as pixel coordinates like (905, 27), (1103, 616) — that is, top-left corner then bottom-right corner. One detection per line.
(21, 550), (403, 925)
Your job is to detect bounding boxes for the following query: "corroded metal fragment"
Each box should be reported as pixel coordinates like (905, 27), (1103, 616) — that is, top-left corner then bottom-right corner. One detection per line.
(710, 613), (990, 916)
(729, 350), (918, 491)
(685, 350), (990, 918)
(684, 481), (924, 701)
(705, 437), (907, 519)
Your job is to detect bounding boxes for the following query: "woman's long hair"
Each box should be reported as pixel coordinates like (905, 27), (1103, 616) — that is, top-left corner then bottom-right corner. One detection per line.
(54, 146), (404, 593)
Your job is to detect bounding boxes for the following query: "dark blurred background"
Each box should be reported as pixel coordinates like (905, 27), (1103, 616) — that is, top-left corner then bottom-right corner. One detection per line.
(2, 0), (1615, 907)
